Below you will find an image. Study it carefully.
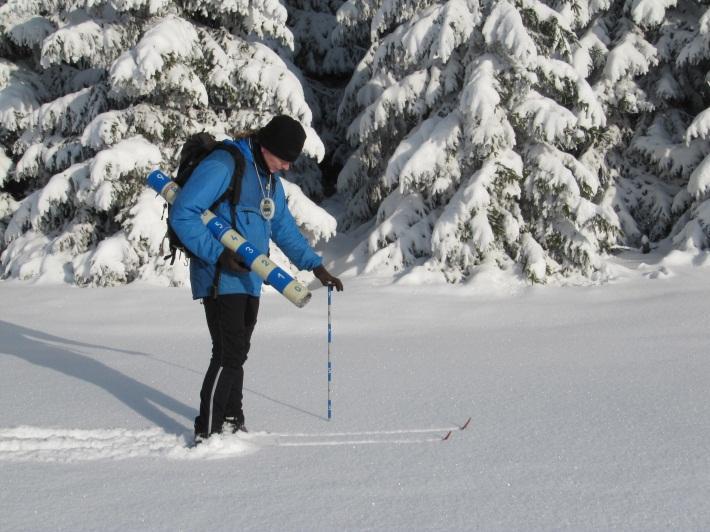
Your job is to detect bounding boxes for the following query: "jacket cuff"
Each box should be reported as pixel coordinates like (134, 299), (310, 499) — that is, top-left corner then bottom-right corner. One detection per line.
(309, 257), (324, 271)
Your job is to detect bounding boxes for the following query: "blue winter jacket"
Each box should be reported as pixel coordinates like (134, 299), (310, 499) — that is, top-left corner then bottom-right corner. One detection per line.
(169, 138), (322, 299)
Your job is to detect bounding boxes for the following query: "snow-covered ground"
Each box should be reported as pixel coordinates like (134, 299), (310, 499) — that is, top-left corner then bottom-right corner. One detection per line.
(1, 249), (709, 530)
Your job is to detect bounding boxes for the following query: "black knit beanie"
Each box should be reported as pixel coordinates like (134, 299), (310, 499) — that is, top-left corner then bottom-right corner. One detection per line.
(257, 115), (306, 162)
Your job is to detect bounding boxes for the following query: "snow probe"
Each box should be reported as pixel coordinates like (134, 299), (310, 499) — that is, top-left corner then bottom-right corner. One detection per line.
(147, 169), (312, 308)
(327, 285), (333, 420)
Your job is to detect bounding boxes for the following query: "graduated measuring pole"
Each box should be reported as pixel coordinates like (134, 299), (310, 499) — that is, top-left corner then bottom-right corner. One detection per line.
(327, 285), (333, 420)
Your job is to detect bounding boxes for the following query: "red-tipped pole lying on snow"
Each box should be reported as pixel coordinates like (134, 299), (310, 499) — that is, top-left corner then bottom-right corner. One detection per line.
(441, 417), (471, 441)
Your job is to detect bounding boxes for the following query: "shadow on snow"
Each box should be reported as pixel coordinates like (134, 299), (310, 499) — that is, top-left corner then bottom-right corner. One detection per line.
(0, 320), (193, 436)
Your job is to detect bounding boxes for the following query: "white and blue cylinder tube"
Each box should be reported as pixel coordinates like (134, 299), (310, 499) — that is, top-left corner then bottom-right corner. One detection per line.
(147, 169), (312, 308)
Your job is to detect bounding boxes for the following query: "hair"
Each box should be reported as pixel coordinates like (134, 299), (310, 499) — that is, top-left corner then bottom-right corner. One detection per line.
(231, 129), (257, 140)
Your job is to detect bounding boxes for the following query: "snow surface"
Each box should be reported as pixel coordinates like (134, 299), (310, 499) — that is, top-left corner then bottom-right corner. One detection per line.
(1, 247), (710, 530)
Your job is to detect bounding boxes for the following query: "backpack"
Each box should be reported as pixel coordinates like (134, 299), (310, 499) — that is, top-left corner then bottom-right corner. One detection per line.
(165, 132), (246, 264)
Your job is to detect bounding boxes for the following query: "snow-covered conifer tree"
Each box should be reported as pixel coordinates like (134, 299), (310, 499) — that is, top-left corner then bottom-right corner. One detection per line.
(283, 0), (364, 196)
(661, 1), (710, 250)
(336, 0), (620, 282)
(287, 0), (359, 77)
(0, 0), (334, 286)
(590, 0), (708, 252)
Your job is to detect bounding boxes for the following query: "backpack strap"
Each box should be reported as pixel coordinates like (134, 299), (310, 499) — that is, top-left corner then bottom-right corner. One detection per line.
(209, 142), (245, 210)
(209, 142), (246, 299)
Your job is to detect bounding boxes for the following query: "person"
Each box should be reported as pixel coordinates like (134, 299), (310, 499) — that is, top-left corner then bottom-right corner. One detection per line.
(169, 115), (343, 443)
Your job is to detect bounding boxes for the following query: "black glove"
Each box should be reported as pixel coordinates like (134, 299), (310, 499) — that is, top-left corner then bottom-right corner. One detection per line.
(218, 249), (250, 273)
(313, 265), (343, 291)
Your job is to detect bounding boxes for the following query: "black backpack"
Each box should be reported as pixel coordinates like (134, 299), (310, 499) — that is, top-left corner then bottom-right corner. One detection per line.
(165, 132), (246, 264)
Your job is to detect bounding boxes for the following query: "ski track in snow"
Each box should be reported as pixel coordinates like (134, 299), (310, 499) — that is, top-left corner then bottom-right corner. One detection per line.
(0, 427), (257, 462)
(0, 425), (464, 461)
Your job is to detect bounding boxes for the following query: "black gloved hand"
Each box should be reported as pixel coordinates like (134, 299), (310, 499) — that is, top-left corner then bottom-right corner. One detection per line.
(313, 265), (343, 291)
(218, 249), (250, 273)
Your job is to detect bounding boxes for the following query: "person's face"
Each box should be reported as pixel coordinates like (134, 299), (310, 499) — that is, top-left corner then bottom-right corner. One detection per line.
(261, 146), (292, 174)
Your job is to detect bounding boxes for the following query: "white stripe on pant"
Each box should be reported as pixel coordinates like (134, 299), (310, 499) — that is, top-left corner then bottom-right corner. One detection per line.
(207, 366), (223, 435)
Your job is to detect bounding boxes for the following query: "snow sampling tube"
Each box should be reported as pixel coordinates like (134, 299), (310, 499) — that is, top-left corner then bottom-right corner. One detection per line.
(147, 169), (312, 308)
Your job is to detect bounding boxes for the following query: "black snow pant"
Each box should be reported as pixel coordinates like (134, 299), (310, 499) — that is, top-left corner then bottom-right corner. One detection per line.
(194, 293), (260, 436)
